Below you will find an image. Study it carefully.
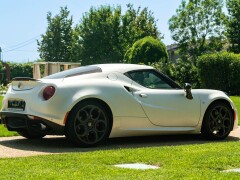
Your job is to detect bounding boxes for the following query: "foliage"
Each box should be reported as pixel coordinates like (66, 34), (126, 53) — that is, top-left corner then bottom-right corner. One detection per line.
(37, 5), (160, 65)
(121, 4), (161, 53)
(150, 61), (174, 80)
(226, 0), (240, 53)
(172, 58), (199, 88)
(0, 62), (33, 85)
(197, 52), (240, 95)
(150, 56), (200, 88)
(0, 62), (5, 84)
(37, 7), (81, 62)
(169, 0), (226, 61)
(124, 36), (168, 64)
(79, 4), (161, 65)
(9, 62), (33, 79)
(79, 5), (122, 65)
(0, 84), (7, 93)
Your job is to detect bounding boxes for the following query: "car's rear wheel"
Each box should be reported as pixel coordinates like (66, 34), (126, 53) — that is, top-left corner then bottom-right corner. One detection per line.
(18, 130), (46, 139)
(66, 101), (112, 147)
(201, 102), (234, 140)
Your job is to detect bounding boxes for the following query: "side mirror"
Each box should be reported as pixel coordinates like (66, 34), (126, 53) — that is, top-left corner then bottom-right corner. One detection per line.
(184, 83), (193, 100)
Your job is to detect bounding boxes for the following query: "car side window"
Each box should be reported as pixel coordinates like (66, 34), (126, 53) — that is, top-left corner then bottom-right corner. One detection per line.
(128, 70), (173, 89)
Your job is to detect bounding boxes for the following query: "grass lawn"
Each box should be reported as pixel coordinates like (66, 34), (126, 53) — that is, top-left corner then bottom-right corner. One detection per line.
(0, 141), (240, 179)
(231, 96), (240, 125)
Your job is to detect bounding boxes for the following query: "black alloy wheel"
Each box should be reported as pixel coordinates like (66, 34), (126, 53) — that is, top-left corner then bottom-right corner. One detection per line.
(66, 101), (111, 147)
(201, 102), (234, 140)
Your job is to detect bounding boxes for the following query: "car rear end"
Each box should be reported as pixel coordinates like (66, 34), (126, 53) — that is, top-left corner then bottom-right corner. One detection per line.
(0, 77), (66, 135)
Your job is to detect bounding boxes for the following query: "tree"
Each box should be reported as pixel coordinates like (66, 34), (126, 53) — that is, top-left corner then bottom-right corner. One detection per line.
(38, 7), (80, 62)
(79, 5), (122, 65)
(79, 4), (161, 65)
(169, 0), (226, 61)
(124, 36), (168, 64)
(121, 4), (161, 53)
(226, 0), (240, 53)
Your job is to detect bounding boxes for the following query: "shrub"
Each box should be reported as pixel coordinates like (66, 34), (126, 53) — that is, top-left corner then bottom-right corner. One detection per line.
(150, 60), (175, 80)
(151, 58), (200, 88)
(9, 62), (33, 79)
(197, 52), (240, 95)
(124, 36), (168, 64)
(1, 62), (33, 85)
(171, 58), (199, 88)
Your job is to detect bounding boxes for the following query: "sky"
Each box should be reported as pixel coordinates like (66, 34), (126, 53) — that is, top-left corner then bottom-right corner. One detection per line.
(0, 0), (183, 63)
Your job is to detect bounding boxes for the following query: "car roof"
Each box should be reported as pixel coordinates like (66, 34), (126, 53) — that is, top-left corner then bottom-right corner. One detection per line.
(43, 63), (154, 79)
(95, 63), (154, 73)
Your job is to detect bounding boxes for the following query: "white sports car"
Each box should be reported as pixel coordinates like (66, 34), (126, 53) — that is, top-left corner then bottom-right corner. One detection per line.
(0, 64), (238, 147)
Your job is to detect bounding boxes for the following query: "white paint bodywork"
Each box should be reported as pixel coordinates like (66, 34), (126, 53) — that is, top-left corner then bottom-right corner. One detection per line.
(1, 64), (238, 137)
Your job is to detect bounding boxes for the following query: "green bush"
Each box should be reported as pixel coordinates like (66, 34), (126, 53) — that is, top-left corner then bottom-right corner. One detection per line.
(171, 58), (199, 88)
(197, 52), (240, 95)
(1, 62), (33, 85)
(151, 61), (174, 80)
(9, 62), (33, 79)
(150, 58), (200, 88)
(124, 36), (168, 64)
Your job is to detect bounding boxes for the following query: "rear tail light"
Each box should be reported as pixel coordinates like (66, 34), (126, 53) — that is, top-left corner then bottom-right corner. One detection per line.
(43, 86), (55, 100)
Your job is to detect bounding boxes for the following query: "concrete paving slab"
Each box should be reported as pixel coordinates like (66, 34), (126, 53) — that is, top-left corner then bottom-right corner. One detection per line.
(114, 163), (159, 170)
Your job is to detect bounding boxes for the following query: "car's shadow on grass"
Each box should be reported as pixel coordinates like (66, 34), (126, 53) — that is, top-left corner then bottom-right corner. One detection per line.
(0, 133), (239, 156)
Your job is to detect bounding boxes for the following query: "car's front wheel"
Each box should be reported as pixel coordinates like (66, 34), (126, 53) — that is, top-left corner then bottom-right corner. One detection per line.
(201, 102), (234, 140)
(65, 101), (112, 147)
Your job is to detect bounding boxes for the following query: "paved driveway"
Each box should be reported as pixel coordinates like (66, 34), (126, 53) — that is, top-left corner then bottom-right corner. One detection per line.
(0, 128), (239, 158)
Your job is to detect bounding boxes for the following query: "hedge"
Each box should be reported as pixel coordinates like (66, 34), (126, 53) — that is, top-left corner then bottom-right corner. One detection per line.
(1, 62), (33, 85)
(197, 52), (240, 95)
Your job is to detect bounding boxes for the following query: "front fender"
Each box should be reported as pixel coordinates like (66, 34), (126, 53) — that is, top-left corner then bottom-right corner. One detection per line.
(193, 89), (238, 130)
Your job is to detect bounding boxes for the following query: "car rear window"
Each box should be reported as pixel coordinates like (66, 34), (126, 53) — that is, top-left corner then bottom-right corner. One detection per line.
(43, 65), (102, 79)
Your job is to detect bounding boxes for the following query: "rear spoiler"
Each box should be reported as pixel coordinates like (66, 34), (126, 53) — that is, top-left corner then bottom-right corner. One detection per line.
(12, 77), (39, 81)
(11, 77), (40, 91)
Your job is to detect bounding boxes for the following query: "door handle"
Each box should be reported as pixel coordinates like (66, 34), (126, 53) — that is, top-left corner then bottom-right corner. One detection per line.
(139, 93), (147, 98)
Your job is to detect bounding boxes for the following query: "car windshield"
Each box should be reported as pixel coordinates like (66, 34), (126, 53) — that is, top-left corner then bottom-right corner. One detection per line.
(43, 65), (102, 79)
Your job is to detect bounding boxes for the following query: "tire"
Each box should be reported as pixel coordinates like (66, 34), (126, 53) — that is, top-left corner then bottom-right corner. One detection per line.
(65, 101), (112, 147)
(201, 102), (234, 140)
(18, 130), (46, 139)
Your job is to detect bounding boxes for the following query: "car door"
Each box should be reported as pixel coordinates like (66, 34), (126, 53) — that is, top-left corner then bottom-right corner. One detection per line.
(128, 70), (201, 127)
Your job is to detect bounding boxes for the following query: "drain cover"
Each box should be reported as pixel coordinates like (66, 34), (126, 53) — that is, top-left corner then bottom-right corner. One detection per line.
(114, 163), (159, 170)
